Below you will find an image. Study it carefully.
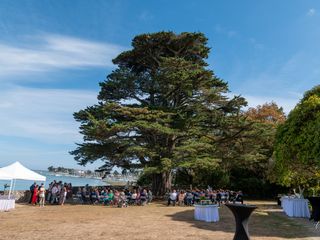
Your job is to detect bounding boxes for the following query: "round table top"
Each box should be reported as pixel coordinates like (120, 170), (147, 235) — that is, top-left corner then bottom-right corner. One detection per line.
(194, 204), (219, 207)
(225, 203), (257, 209)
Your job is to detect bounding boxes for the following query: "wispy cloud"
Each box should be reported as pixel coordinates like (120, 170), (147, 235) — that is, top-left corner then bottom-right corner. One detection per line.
(0, 86), (97, 144)
(249, 37), (264, 50)
(307, 8), (316, 16)
(0, 34), (126, 78)
(139, 10), (154, 21)
(214, 24), (238, 38)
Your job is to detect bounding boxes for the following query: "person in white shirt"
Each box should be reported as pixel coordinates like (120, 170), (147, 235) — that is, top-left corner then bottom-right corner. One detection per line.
(38, 183), (46, 207)
(167, 189), (177, 206)
(130, 190), (137, 205)
(51, 184), (59, 204)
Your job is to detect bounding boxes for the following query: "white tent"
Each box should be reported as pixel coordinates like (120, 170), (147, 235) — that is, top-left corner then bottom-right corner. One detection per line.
(0, 161), (46, 199)
(0, 161), (46, 181)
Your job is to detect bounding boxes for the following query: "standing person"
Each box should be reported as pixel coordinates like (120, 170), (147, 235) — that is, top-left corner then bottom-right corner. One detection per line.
(147, 189), (153, 204)
(38, 183), (46, 207)
(67, 183), (73, 200)
(46, 182), (53, 203)
(31, 184), (38, 205)
(29, 182), (36, 204)
(59, 184), (67, 206)
(51, 184), (59, 204)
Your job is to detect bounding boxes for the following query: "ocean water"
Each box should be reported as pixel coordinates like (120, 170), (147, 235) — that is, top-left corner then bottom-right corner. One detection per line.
(0, 171), (108, 191)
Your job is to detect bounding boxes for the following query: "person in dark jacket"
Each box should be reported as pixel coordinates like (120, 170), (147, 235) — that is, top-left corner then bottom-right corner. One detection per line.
(29, 182), (36, 204)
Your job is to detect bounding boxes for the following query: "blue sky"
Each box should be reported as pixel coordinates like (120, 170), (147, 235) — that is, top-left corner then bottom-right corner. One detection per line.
(0, 0), (319, 170)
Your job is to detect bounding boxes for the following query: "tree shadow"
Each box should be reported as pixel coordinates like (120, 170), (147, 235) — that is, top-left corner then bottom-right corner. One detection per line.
(166, 205), (320, 238)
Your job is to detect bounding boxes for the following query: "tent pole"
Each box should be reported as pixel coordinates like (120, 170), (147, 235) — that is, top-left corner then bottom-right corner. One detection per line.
(8, 179), (13, 199)
(12, 179), (16, 197)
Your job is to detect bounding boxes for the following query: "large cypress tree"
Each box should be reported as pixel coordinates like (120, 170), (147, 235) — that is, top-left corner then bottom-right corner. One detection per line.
(71, 32), (247, 195)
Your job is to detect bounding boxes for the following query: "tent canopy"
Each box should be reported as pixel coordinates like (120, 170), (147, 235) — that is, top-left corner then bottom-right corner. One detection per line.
(0, 161), (46, 181)
(0, 168), (13, 180)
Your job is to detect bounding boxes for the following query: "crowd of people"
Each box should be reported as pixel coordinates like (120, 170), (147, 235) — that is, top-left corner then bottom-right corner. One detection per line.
(29, 181), (73, 206)
(29, 181), (243, 208)
(29, 181), (153, 208)
(166, 189), (244, 206)
(74, 186), (153, 207)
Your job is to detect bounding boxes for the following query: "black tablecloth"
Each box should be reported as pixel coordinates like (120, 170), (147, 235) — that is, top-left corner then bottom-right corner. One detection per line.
(226, 203), (257, 240)
(307, 197), (320, 221)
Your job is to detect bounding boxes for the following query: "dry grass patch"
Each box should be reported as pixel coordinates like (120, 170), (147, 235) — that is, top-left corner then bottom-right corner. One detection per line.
(0, 201), (319, 240)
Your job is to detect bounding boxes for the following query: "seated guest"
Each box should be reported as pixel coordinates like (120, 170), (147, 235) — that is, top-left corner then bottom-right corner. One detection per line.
(211, 190), (217, 203)
(90, 188), (98, 204)
(186, 191), (193, 206)
(81, 187), (88, 204)
(235, 191), (244, 204)
(130, 190), (137, 205)
(140, 189), (147, 206)
(113, 190), (120, 206)
(136, 190), (141, 204)
(167, 189), (177, 206)
(102, 191), (110, 205)
(118, 191), (127, 208)
(216, 190), (222, 206)
(108, 190), (114, 205)
(193, 190), (200, 204)
(178, 190), (186, 206)
(229, 191), (235, 203)
(76, 187), (83, 204)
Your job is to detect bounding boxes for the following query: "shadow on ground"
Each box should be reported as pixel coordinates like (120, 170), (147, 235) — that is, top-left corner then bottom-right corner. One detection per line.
(167, 204), (320, 239)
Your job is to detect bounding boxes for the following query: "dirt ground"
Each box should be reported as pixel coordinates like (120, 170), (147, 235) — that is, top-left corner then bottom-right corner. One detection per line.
(0, 201), (319, 240)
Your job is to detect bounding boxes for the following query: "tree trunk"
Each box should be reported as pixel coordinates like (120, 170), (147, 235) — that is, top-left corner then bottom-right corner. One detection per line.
(152, 172), (172, 196)
(298, 185), (304, 198)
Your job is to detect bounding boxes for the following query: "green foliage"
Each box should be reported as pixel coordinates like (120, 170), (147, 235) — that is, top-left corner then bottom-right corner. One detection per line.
(71, 31), (247, 195)
(273, 85), (320, 188)
(137, 172), (153, 186)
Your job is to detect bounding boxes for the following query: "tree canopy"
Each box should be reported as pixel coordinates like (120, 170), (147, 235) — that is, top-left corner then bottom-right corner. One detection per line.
(272, 85), (320, 189)
(71, 31), (247, 195)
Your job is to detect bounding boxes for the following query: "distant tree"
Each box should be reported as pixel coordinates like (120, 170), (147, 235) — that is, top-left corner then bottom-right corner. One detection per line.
(48, 166), (54, 172)
(245, 102), (286, 124)
(272, 85), (320, 193)
(71, 31), (247, 195)
(240, 102), (286, 175)
(177, 102), (286, 189)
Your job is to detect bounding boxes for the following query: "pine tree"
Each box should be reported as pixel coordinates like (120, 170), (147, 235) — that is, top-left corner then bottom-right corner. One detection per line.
(71, 32), (247, 195)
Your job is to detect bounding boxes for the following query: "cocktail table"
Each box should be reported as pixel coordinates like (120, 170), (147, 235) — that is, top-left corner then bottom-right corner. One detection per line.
(225, 203), (257, 240)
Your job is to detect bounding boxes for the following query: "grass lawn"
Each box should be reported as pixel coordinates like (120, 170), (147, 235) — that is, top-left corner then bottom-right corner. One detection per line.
(0, 200), (319, 240)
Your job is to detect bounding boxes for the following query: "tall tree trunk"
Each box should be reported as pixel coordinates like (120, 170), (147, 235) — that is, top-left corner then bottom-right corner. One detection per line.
(152, 172), (172, 196)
